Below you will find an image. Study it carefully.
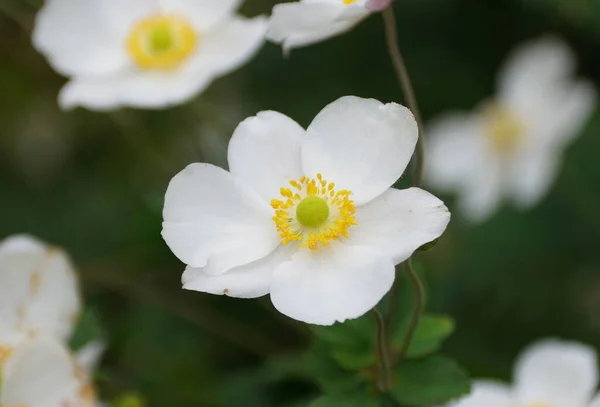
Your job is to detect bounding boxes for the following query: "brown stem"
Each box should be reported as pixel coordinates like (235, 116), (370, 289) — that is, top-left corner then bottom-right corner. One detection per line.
(381, 5), (425, 187)
(395, 259), (424, 363)
(373, 308), (392, 391)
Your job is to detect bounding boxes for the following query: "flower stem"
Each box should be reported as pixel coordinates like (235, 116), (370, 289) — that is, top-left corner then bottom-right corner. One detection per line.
(373, 308), (392, 392)
(381, 5), (425, 187)
(395, 259), (424, 363)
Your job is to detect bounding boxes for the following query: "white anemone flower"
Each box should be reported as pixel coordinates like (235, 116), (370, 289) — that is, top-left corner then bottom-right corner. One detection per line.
(443, 339), (600, 407)
(161, 96), (450, 325)
(267, 0), (389, 52)
(0, 338), (97, 407)
(0, 235), (81, 345)
(426, 37), (596, 222)
(33, 0), (267, 110)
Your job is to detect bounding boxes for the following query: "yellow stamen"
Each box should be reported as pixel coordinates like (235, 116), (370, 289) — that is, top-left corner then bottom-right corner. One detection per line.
(343, 0), (358, 4)
(271, 174), (357, 250)
(126, 14), (197, 70)
(482, 103), (526, 154)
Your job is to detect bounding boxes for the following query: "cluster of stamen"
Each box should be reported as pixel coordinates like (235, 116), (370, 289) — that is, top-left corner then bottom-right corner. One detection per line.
(482, 102), (526, 154)
(271, 174), (357, 250)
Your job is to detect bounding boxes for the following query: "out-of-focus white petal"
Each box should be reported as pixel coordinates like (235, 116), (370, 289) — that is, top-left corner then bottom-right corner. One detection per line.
(58, 71), (212, 111)
(267, 2), (368, 51)
(514, 339), (598, 407)
(348, 187), (450, 264)
(270, 244), (394, 325)
(159, 0), (242, 31)
(1, 338), (95, 407)
(182, 244), (296, 299)
(498, 36), (576, 108)
(443, 381), (513, 407)
(75, 341), (106, 373)
(32, 0), (153, 77)
(162, 163), (279, 273)
(457, 158), (504, 223)
(302, 96), (418, 205)
(506, 150), (560, 209)
(186, 16), (267, 76)
(227, 111), (305, 202)
(589, 392), (600, 407)
(0, 235), (81, 343)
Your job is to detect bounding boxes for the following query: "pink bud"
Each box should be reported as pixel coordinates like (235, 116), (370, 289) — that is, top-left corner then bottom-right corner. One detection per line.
(366, 0), (392, 12)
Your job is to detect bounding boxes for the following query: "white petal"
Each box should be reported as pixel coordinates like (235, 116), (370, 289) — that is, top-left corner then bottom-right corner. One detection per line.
(75, 341), (106, 373)
(425, 112), (505, 223)
(227, 111), (305, 202)
(185, 16), (267, 79)
(498, 36), (576, 108)
(443, 381), (512, 407)
(0, 235), (81, 343)
(514, 339), (598, 407)
(58, 70), (213, 111)
(182, 244), (296, 298)
(32, 0), (151, 77)
(270, 245), (395, 325)
(1, 338), (95, 407)
(267, 2), (368, 51)
(589, 392), (600, 407)
(159, 0), (242, 31)
(348, 188), (450, 264)
(162, 163), (280, 273)
(506, 150), (560, 209)
(303, 96), (418, 205)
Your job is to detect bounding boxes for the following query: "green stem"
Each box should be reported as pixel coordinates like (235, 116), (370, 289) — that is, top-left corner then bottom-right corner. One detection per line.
(395, 259), (424, 363)
(381, 5), (425, 187)
(373, 308), (392, 392)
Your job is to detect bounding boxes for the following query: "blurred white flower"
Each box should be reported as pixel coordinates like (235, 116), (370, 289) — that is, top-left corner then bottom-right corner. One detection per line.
(162, 96), (450, 325)
(442, 339), (600, 407)
(267, 0), (372, 52)
(0, 337), (97, 407)
(426, 37), (596, 222)
(33, 0), (267, 110)
(0, 235), (81, 346)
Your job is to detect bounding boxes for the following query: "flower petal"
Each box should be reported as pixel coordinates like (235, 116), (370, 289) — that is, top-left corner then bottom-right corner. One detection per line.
(75, 341), (106, 373)
(182, 244), (296, 298)
(589, 392), (600, 407)
(348, 187), (450, 264)
(270, 245), (395, 325)
(303, 96), (418, 205)
(162, 163), (280, 273)
(159, 0), (242, 31)
(514, 339), (598, 407)
(0, 235), (81, 343)
(506, 150), (560, 209)
(227, 111), (305, 202)
(58, 70), (213, 111)
(1, 338), (95, 407)
(189, 16), (267, 76)
(32, 0), (150, 77)
(266, 2), (368, 51)
(443, 381), (513, 407)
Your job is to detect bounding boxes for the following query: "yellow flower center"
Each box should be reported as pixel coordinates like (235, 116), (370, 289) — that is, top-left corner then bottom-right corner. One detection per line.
(343, 0), (358, 4)
(482, 103), (526, 154)
(126, 14), (197, 70)
(271, 174), (357, 250)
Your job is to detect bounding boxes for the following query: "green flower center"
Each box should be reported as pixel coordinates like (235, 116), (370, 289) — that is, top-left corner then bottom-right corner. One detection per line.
(296, 196), (330, 228)
(150, 25), (174, 53)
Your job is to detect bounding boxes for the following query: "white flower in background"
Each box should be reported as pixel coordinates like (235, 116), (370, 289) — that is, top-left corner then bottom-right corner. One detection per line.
(33, 0), (267, 110)
(0, 338), (97, 407)
(0, 235), (81, 345)
(162, 96), (450, 325)
(267, 0), (390, 52)
(426, 37), (596, 222)
(442, 339), (600, 407)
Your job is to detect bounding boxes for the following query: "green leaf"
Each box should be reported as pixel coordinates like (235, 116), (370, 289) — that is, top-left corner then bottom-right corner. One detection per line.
(69, 309), (104, 351)
(308, 388), (378, 407)
(392, 314), (455, 359)
(313, 315), (376, 370)
(305, 342), (366, 394)
(390, 355), (471, 406)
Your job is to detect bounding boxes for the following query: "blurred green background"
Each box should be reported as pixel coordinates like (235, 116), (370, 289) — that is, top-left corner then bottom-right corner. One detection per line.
(2, 0), (600, 406)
